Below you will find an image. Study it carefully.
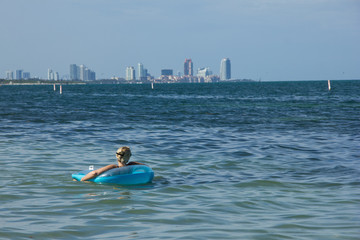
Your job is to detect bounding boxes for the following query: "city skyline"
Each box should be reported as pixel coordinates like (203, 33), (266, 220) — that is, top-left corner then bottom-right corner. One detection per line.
(3, 56), (231, 81)
(0, 0), (359, 81)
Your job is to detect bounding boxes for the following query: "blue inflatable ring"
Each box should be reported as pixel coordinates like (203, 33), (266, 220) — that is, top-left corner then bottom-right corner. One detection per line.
(72, 165), (154, 185)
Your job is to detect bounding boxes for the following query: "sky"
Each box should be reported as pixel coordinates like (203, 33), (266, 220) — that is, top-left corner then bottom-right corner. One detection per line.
(1, 0), (359, 81)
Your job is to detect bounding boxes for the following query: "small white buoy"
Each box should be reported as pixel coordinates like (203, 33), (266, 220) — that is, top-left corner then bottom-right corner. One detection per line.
(151, 82), (154, 89)
(60, 85), (62, 94)
(53, 84), (56, 91)
(328, 80), (331, 91)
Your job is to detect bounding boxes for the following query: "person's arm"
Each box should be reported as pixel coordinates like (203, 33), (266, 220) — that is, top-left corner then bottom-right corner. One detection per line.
(81, 164), (117, 181)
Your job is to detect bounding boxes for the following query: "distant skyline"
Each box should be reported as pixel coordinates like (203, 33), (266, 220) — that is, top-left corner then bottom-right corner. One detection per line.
(1, 0), (359, 81)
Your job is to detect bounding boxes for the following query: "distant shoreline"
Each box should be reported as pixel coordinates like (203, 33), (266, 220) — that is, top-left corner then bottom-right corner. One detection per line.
(1, 78), (358, 86)
(0, 78), (256, 85)
(0, 79), (85, 85)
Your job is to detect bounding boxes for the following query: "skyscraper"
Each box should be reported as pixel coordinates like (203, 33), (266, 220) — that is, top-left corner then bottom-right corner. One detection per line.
(184, 58), (193, 76)
(54, 72), (59, 81)
(126, 67), (135, 81)
(87, 70), (96, 81)
(138, 63), (145, 80)
(48, 69), (54, 80)
(79, 65), (86, 81)
(220, 58), (231, 80)
(70, 64), (78, 80)
(15, 70), (23, 80)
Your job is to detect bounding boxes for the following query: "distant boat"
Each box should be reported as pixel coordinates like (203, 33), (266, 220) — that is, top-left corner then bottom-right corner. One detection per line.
(328, 80), (331, 91)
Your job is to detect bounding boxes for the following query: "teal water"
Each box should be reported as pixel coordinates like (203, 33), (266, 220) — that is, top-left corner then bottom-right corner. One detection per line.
(0, 81), (359, 239)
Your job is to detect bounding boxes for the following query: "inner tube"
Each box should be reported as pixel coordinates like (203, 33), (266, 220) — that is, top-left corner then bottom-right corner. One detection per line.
(72, 165), (154, 185)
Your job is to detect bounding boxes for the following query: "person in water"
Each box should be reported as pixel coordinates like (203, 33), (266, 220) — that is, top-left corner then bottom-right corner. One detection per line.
(81, 146), (143, 181)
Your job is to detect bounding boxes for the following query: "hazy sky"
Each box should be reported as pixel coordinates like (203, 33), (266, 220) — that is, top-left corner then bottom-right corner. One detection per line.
(1, 0), (359, 81)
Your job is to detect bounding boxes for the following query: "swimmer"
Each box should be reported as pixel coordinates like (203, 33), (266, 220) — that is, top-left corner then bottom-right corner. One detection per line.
(81, 146), (144, 181)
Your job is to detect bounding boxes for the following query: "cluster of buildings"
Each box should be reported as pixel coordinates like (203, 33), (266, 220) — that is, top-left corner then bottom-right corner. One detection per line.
(47, 69), (60, 81)
(70, 64), (96, 81)
(122, 58), (231, 83)
(125, 63), (149, 81)
(4, 68), (62, 81)
(5, 69), (31, 80)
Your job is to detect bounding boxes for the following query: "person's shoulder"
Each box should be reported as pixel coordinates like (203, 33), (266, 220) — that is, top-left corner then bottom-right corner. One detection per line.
(127, 161), (145, 166)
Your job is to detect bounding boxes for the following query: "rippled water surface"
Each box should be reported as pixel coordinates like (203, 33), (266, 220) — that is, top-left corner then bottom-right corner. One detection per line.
(1, 81), (359, 239)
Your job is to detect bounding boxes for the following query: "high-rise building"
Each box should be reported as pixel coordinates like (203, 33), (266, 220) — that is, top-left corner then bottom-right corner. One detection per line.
(70, 64), (95, 81)
(184, 58), (193, 76)
(23, 72), (31, 80)
(79, 65), (86, 81)
(91, 71), (96, 80)
(126, 67), (135, 81)
(84, 68), (95, 81)
(48, 69), (54, 80)
(15, 70), (23, 80)
(54, 72), (59, 81)
(86, 69), (95, 81)
(6, 71), (14, 80)
(138, 63), (146, 80)
(84, 68), (89, 81)
(76, 65), (80, 80)
(70, 64), (78, 80)
(144, 69), (148, 79)
(220, 58), (231, 80)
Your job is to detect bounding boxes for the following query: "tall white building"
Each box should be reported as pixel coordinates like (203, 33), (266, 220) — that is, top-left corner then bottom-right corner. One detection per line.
(220, 58), (231, 80)
(79, 65), (85, 81)
(126, 67), (135, 81)
(54, 72), (59, 81)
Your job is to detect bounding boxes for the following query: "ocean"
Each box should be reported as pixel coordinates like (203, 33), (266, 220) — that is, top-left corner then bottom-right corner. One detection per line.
(0, 80), (359, 239)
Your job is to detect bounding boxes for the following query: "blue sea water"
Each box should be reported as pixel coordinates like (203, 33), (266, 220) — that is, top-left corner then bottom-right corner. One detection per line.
(0, 81), (359, 239)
